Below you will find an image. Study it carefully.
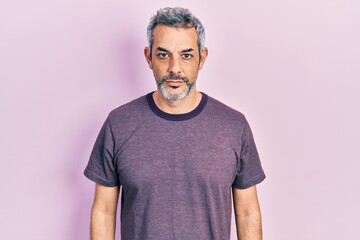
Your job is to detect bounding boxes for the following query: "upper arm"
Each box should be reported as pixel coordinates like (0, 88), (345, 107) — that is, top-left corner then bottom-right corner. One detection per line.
(232, 185), (261, 217)
(92, 183), (120, 215)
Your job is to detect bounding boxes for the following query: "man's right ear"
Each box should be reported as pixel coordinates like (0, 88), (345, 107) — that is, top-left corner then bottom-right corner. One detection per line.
(144, 47), (153, 70)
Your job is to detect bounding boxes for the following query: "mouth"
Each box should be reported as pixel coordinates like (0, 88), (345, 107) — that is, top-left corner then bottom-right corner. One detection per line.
(165, 80), (183, 89)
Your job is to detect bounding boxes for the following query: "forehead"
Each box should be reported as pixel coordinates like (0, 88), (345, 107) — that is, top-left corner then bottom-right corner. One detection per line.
(152, 24), (198, 49)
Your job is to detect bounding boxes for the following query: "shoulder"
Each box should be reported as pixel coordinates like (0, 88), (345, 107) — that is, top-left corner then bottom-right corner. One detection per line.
(107, 94), (150, 125)
(200, 94), (253, 145)
(205, 95), (247, 125)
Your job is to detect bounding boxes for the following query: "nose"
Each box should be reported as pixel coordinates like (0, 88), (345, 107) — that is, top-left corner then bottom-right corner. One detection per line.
(168, 57), (181, 75)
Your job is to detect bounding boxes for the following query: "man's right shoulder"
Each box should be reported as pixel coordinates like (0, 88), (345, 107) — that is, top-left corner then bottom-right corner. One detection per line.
(106, 94), (150, 125)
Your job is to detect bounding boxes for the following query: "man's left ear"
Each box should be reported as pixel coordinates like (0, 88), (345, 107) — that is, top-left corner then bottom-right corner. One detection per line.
(199, 47), (208, 70)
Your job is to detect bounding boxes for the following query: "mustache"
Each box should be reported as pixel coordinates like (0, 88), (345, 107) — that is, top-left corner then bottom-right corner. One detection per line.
(159, 74), (190, 84)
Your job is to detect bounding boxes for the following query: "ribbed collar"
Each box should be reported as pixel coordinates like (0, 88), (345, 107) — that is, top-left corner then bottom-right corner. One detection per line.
(146, 92), (208, 121)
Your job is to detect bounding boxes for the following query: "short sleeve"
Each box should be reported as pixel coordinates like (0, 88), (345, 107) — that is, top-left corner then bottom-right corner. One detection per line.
(84, 117), (120, 187)
(232, 120), (266, 189)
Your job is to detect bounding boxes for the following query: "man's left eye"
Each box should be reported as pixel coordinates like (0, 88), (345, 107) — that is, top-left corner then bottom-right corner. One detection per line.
(182, 54), (192, 59)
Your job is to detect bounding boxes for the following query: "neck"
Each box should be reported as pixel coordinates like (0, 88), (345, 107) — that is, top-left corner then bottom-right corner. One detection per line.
(153, 87), (202, 114)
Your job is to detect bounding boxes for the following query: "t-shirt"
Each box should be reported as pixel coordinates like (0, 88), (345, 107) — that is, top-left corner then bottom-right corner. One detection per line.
(84, 92), (265, 240)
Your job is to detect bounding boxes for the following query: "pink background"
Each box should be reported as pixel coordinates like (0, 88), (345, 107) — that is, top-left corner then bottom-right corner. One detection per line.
(1, 0), (359, 239)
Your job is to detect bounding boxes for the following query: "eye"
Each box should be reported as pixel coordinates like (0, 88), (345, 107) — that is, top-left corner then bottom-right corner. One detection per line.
(182, 54), (192, 59)
(158, 53), (169, 59)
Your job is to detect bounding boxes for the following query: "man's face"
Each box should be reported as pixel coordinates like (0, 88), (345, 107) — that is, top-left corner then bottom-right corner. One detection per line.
(145, 24), (207, 101)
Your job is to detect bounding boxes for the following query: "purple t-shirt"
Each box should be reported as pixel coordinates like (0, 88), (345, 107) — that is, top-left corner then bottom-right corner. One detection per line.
(84, 92), (265, 240)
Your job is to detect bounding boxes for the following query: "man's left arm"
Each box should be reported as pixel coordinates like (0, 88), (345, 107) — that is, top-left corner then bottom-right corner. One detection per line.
(232, 185), (263, 240)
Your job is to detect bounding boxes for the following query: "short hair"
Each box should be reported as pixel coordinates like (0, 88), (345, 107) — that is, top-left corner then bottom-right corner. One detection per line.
(147, 7), (205, 58)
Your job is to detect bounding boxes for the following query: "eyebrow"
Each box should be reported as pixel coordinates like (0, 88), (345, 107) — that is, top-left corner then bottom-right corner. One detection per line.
(181, 48), (194, 53)
(156, 47), (195, 53)
(156, 47), (170, 52)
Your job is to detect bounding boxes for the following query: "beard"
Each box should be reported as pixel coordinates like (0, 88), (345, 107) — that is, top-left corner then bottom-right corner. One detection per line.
(156, 74), (195, 101)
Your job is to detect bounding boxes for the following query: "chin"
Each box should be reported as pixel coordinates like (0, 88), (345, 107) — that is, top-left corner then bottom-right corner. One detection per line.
(159, 85), (191, 101)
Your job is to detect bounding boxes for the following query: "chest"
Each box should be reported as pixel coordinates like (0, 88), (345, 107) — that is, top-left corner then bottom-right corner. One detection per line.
(114, 121), (239, 190)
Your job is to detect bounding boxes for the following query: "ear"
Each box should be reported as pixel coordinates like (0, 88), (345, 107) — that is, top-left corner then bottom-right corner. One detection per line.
(198, 47), (208, 70)
(144, 47), (153, 69)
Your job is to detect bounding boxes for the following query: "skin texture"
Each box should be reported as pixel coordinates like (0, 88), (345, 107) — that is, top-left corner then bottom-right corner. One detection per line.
(90, 184), (119, 240)
(90, 24), (263, 240)
(233, 186), (263, 240)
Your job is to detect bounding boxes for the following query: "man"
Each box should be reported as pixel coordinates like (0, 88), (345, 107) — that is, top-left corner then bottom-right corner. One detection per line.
(84, 7), (265, 240)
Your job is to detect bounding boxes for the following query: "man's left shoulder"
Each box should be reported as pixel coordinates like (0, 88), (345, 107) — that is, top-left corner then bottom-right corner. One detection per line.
(205, 95), (247, 123)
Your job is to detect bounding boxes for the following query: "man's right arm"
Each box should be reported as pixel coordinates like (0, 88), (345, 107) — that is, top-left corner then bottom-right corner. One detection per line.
(90, 183), (120, 240)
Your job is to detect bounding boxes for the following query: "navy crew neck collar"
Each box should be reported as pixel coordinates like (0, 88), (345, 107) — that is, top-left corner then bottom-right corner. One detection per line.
(146, 92), (208, 121)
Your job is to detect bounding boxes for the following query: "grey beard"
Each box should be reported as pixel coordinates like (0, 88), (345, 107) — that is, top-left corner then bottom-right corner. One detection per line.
(158, 83), (194, 101)
(156, 74), (195, 101)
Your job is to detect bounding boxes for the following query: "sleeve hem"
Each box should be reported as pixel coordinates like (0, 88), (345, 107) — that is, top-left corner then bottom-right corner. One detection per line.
(84, 169), (119, 187)
(232, 173), (266, 189)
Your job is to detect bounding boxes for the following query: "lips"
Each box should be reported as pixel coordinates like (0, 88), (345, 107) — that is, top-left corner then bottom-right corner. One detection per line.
(166, 80), (183, 87)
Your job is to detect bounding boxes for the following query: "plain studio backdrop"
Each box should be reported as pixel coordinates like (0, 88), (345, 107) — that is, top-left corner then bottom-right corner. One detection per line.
(1, 0), (359, 239)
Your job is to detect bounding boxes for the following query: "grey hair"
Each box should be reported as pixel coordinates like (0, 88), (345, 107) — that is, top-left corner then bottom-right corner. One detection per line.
(147, 7), (205, 58)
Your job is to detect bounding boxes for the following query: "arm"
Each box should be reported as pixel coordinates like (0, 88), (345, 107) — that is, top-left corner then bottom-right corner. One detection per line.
(232, 185), (263, 240)
(90, 183), (120, 240)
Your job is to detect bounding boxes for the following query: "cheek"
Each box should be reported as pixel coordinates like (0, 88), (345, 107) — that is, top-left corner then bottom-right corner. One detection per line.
(151, 64), (167, 80)
(153, 61), (168, 72)
(184, 64), (199, 77)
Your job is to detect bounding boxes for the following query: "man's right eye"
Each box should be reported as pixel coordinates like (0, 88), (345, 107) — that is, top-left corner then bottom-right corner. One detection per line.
(158, 53), (168, 58)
